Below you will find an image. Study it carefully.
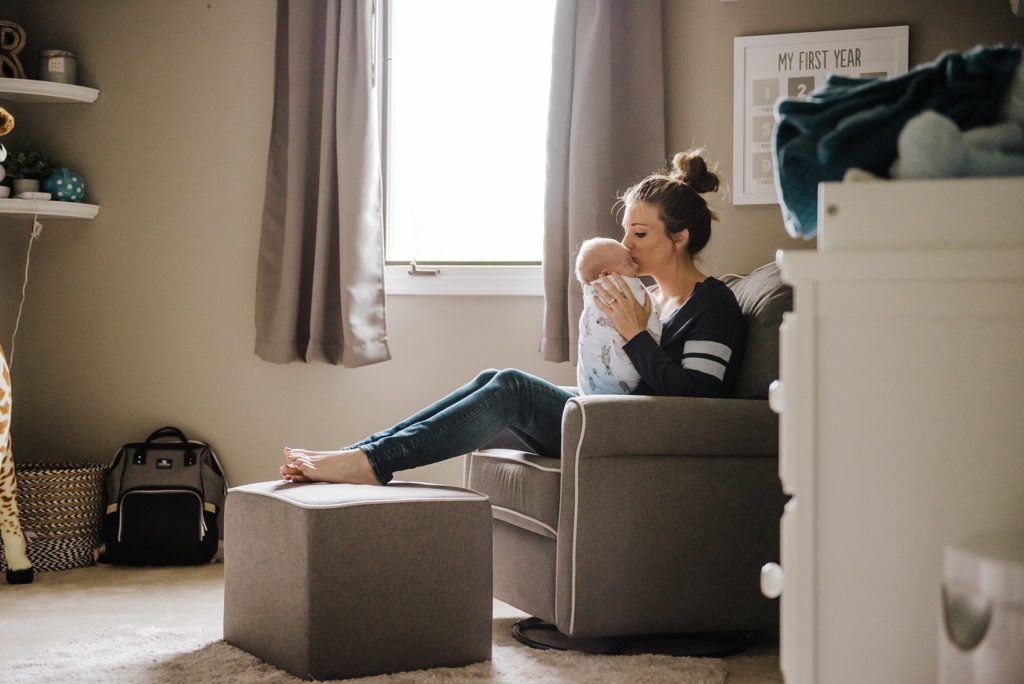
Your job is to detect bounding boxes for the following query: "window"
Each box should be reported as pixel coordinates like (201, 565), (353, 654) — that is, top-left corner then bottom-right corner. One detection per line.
(381, 0), (556, 295)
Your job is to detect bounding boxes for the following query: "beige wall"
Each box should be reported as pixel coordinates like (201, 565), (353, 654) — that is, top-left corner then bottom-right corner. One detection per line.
(0, 0), (1019, 486)
(666, 0), (1021, 273)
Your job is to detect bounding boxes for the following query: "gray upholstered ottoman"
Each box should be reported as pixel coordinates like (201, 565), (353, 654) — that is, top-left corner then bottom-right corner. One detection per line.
(223, 481), (492, 680)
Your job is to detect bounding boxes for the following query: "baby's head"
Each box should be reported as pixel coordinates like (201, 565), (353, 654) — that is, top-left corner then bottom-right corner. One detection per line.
(575, 237), (638, 285)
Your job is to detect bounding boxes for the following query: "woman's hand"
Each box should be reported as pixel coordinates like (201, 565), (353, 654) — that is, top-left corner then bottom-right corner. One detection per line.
(593, 273), (651, 342)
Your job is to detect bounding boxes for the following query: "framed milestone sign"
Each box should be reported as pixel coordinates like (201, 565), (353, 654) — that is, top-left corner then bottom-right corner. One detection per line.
(732, 25), (908, 205)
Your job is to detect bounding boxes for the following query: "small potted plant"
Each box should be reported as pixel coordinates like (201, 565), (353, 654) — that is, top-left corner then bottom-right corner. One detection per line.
(4, 149), (52, 195)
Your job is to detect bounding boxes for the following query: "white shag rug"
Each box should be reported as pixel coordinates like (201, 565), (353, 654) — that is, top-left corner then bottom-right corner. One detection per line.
(6, 620), (728, 683)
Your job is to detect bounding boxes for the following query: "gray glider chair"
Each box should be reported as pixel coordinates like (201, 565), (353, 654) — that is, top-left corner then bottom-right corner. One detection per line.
(465, 263), (790, 643)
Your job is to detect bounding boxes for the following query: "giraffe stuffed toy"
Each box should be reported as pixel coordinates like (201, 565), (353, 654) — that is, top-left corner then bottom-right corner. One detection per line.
(0, 104), (32, 584)
(0, 341), (32, 583)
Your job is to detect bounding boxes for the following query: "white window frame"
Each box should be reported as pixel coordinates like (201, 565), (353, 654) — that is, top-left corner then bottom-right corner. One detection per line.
(384, 264), (543, 296)
(379, 0), (546, 297)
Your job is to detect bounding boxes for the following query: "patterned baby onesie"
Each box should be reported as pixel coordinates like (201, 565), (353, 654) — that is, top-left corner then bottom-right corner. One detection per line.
(577, 277), (662, 394)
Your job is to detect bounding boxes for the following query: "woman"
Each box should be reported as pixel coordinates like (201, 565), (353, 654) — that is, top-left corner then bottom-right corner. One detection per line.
(281, 149), (744, 485)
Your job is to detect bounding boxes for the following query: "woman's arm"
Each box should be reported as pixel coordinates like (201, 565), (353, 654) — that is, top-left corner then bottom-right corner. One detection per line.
(622, 328), (730, 397)
(592, 274), (744, 397)
(624, 285), (744, 398)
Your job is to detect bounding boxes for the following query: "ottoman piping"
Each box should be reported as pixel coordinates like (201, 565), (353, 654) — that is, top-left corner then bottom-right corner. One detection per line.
(232, 489), (488, 509)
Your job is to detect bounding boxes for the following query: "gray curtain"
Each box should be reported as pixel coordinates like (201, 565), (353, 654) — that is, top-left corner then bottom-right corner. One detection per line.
(255, 0), (391, 367)
(541, 0), (666, 363)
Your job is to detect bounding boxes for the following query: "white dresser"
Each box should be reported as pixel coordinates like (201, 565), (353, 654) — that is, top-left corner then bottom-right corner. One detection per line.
(772, 178), (1024, 684)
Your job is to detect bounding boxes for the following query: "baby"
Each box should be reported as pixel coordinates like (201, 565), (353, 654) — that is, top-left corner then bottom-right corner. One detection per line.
(575, 237), (662, 394)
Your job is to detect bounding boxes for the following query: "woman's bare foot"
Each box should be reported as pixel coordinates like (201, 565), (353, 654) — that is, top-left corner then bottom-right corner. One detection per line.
(282, 446), (381, 485)
(279, 462), (310, 482)
(283, 447), (347, 458)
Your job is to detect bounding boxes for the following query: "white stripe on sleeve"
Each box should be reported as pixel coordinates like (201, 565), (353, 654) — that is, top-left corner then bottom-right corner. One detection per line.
(682, 340), (733, 362)
(682, 356), (727, 380)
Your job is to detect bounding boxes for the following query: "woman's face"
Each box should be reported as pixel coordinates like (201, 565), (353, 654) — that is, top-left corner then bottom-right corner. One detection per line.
(620, 201), (684, 276)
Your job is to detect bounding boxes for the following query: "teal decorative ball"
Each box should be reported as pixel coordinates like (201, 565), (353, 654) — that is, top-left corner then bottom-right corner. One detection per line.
(43, 167), (85, 202)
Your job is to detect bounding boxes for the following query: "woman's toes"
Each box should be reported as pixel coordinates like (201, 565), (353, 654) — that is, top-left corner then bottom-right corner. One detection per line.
(281, 463), (305, 478)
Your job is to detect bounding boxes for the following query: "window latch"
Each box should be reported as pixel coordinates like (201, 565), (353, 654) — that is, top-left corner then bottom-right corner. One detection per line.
(408, 261), (441, 277)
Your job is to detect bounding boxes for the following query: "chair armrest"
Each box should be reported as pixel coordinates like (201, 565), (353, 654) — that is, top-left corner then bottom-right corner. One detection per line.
(553, 394), (783, 637)
(561, 394), (777, 460)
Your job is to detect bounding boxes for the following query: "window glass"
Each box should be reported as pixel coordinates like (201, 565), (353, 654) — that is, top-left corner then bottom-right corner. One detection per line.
(385, 0), (556, 264)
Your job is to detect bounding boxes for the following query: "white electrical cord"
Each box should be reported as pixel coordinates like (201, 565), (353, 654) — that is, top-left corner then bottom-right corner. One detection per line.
(8, 214), (42, 369)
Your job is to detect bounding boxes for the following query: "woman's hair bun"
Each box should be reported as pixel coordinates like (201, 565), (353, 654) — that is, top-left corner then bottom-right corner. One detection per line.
(671, 148), (720, 194)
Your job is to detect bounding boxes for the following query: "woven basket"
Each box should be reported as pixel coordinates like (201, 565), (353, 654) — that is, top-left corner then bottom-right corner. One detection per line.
(0, 462), (105, 572)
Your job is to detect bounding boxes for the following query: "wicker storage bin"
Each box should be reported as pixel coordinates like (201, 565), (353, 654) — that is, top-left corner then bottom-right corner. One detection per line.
(0, 462), (105, 572)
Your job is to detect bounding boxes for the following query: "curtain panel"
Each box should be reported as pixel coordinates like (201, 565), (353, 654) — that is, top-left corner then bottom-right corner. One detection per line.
(542, 0), (666, 363)
(255, 0), (391, 367)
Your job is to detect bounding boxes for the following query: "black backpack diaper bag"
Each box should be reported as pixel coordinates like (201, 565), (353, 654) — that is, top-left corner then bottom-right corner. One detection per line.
(100, 426), (227, 566)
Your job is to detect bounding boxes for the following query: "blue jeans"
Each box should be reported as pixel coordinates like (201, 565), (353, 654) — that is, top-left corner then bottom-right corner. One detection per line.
(353, 369), (575, 484)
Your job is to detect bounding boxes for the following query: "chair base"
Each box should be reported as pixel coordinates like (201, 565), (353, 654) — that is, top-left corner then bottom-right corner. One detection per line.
(511, 617), (756, 657)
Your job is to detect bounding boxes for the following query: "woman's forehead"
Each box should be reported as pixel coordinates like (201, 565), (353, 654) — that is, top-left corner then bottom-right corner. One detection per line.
(624, 201), (659, 223)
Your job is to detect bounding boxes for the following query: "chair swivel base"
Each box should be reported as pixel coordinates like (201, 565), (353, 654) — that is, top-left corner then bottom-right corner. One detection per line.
(512, 617), (755, 657)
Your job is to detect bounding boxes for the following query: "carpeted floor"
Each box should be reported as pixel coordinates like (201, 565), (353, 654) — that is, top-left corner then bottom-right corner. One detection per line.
(0, 564), (781, 683)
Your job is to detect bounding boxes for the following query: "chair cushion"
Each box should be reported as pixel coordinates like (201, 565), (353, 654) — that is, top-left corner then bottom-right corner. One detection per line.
(466, 449), (561, 539)
(721, 262), (793, 399)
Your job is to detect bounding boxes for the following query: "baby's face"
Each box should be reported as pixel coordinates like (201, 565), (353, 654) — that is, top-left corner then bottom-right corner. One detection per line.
(601, 244), (639, 277)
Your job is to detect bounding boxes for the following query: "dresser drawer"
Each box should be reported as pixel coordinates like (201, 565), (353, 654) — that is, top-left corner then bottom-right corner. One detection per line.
(778, 312), (811, 496)
(780, 497), (799, 681)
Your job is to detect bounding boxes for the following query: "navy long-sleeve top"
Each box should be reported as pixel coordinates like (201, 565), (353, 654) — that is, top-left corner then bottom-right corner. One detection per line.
(623, 277), (745, 398)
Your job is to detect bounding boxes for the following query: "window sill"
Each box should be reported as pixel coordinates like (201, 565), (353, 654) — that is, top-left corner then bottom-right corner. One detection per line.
(384, 264), (543, 296)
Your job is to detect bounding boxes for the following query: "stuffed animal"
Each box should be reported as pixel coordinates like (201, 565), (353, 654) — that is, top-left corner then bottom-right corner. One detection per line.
(1, 341), (32, 584)
(0, 105), (34, 584)
(0, 105), (11, 183)
(0, 106), (13, 137)
(891, 63), (1024, 179)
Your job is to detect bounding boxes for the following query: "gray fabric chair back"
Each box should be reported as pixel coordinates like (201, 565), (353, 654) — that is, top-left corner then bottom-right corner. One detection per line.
(721, 263), (793, 399)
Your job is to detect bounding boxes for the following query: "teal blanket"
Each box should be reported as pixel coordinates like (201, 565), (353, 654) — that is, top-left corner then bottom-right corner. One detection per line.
(773, 45), (1021, 239)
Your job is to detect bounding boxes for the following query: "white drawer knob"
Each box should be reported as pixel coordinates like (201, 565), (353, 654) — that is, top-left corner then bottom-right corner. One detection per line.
(761, 562), (784, 598)
(768, 380), (783, 413)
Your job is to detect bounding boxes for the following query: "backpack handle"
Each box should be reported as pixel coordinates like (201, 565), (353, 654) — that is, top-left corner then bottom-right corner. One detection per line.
(144, 426), (189, 444)
(140, 426), (198, 467)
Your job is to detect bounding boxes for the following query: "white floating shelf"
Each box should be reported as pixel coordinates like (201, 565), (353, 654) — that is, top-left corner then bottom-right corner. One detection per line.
(0, 198), (99, 219)
(0, 77), (99, 103)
